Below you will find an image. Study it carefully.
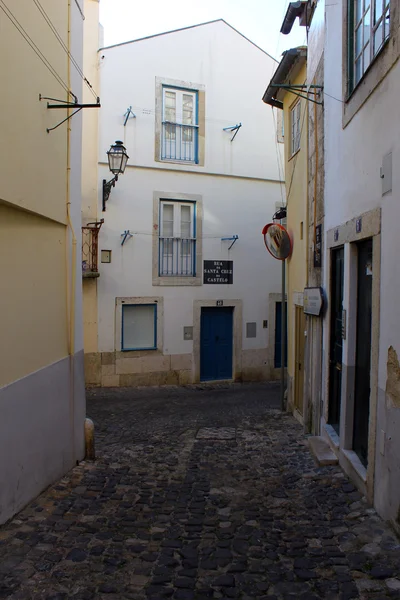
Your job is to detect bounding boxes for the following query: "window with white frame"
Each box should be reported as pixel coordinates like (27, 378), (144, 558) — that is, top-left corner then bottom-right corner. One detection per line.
(159, 200), (196, 276)
(290, 101), (301, 156)
(121, 304), (157, 351)
(161, 87), (198, 163)
(350, 0), (390, 90)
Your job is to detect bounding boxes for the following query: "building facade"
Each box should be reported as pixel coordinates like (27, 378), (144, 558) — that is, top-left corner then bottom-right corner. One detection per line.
(0, 1), (86, 523)
(263, 47), (309, 424)
(322, 0), (400, 529)
(84, 20), (286, 387)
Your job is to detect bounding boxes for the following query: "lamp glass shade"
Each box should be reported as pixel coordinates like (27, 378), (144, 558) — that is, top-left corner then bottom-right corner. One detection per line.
(107, 141), (129, 175)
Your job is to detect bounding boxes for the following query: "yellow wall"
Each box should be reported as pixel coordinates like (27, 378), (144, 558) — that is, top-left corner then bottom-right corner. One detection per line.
(282, 62), (308, 381)
(82, 0), (101, 220)
(0, 1), (73, 386)
(83, 280), (98, 352)
(0, 1), (69, 224)
(82, 0), (100, 354)
(0, 205), (68, 387)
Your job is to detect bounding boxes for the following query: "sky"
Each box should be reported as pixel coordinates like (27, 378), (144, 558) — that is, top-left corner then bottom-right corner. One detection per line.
(99, 0), (306, 61)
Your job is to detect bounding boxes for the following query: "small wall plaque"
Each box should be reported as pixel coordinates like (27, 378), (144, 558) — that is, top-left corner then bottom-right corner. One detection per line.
(356, 218), (362, 234)
(216, 300), (224, 307)
(334, 229), (339, 242)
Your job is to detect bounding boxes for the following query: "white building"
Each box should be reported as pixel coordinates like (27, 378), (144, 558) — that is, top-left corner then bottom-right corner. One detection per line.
(322, 0), (400, 529)
(84, 19), (286, 387)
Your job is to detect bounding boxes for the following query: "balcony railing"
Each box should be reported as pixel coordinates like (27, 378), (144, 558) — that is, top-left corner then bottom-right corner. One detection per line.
(159, 237), (196, 276)
(82, 220), (103, 277)
(161, 122), (198, 162)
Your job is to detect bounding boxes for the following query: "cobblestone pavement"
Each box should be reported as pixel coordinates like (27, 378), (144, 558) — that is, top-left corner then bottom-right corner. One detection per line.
(1, 383), (400, 600)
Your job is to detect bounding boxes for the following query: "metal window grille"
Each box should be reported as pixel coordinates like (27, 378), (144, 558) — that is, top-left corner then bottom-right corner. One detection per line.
(161, 122), (198, 162)
(82, 220), (103, 273)
(159, 237), (196, 276)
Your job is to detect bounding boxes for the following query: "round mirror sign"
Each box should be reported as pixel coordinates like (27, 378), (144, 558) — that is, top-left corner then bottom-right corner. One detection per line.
(262, 223), (292, 260)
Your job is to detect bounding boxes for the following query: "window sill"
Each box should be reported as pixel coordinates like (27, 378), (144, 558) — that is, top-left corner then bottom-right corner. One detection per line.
(121, 347), (157, 352)
(159, 158), (199, 166)
(153, 275), (202, 287)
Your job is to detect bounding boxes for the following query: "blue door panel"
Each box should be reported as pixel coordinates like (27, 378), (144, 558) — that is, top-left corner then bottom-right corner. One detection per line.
(200, 308), (233, 381)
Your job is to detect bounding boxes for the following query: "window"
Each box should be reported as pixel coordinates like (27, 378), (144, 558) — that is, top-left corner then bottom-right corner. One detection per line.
(290, 101), (301, 156)
(121, 304), (156, 351)
(350, 0), (390, 90)
(159, 200), (196, 276)
(161, 87), (198, 163)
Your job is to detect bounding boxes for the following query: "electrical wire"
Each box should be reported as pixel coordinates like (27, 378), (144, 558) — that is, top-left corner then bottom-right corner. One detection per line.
(0, 0), (72, 97)
(32, 0), (98, 100)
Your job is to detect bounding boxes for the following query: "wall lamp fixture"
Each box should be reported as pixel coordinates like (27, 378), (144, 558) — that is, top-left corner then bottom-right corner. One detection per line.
(102, 141), (129, 211)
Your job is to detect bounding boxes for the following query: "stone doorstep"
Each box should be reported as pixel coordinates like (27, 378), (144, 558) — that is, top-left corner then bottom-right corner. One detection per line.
(308, 436), (339, 466)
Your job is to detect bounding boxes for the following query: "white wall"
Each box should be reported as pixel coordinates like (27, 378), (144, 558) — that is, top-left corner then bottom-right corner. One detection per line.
(99, 20), (281, 181)
(323, 2), (400, 524)
(96, 20), (285, 367)
(97, 167), (283, 355)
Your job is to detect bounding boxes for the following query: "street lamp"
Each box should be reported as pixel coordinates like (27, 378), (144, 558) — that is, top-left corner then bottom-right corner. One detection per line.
(102, 140), (129, 211)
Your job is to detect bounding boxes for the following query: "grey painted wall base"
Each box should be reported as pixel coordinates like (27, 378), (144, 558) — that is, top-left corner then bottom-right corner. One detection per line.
(0, 351), (86, 525)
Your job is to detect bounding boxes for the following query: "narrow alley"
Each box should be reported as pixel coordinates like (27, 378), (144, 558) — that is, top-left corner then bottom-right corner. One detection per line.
(0, 383), (399, 600)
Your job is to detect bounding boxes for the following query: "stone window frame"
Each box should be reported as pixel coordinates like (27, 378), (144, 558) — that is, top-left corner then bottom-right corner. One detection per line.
(152, 191), (203, 287)
(155, 76), (205, 167)
(323, 208), (381, 502)
(115, 296), (164, 353)
(342, 0), (399, 127)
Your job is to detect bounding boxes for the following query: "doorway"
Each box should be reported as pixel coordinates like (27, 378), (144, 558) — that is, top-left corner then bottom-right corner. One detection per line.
(353, 239), (373, 466)
(328, 247), (344, 434)
(294, 306), (306, 415)
(200, 307), (233, 381)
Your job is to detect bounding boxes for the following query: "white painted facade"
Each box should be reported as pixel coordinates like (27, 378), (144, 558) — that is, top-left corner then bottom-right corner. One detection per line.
(93, 20), (285, 386)
(322, 0), (400, 528)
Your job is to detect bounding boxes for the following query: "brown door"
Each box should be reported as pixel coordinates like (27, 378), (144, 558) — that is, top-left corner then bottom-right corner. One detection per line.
(294, 306), (306, 414)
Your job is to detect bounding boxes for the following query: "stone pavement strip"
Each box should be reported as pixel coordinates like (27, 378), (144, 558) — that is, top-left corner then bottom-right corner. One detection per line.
(0, 382), (399, 600)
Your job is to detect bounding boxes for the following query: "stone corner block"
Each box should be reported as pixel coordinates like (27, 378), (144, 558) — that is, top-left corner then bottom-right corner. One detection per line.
(84, 352), (101, 385)
(101, 352), (116, 366)
(101, 374), (120, 388)
(171, 353), (192, 371)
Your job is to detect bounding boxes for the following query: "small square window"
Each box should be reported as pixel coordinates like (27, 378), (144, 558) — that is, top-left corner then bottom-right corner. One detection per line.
(122, 304), (157, 351)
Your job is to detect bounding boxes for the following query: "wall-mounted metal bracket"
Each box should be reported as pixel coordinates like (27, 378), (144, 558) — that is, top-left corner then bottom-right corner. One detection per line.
(121, 230), (133, 246)
(221, 234), (239, 250)
(39, 94), (101, 132)
(269, 84), (323, 105)
(103, 175), (118, 212)
(124, 106), (136, 126)
(223, 123), (242, 142)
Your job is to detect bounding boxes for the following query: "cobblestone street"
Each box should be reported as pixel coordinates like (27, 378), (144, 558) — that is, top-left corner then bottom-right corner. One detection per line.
(1, 383), (399, 600)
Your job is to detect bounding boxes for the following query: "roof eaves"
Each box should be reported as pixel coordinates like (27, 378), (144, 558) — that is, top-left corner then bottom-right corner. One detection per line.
(262, 47), (307, 109)
(281, 1), (307, 35)
(99, 19), (278, 62)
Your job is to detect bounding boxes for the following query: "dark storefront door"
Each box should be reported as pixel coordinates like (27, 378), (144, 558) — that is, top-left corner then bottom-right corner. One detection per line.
(353, 239), (373, 466)
(328, 247), (344, 434)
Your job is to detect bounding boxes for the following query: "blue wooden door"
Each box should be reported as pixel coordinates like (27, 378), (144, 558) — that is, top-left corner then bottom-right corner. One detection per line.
(200, 307), (233, 381)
